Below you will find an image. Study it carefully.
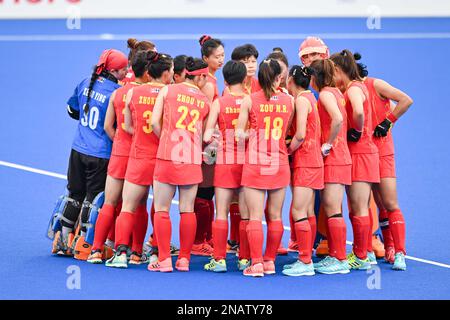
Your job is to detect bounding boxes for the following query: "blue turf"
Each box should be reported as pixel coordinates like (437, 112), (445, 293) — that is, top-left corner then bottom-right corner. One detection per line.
(0, 18), (450, 300)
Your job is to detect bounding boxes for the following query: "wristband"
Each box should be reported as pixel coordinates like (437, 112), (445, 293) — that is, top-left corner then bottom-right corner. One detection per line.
(386, 113), (398, 123)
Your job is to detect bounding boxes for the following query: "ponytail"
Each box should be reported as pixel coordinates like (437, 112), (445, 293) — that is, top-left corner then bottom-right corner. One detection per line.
(309, 59), (336, 91)
(84, 67), (100, 114)
(330, 49), (362, 81)
(289, 65), (313, 90)
(127, 38), (156, 62)
(145, 51), (173, 79)
(199, 34), (224, 58)
(258, 59), (281, 100)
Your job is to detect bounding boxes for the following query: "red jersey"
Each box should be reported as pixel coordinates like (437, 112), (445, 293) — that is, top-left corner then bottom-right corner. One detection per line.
(364, 77), (395, 156)
(121, 67), (135, 85)
(247, 90), (294, 166)
(111, 82), (140, 157)
(206, 73), (219, 101)
(216, 93), (245, 165)
(245, 77), (262, 94)
(157, 83), (210, 164)
(292, 91), (323, 168)
(128, 82), (163, 159)
(345, 81), (378, 154)
(318, 87), (352, 166)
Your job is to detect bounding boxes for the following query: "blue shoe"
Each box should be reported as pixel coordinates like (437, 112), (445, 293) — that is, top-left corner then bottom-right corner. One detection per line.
(204, 258), (227, 273)
(316, 257), (350, 275)
(313, 256), (333, 269)
(367, 251), (377, 265)
(347, 252), (372, 270)
(282, 261), (315, 277)
(392, 252), (406, 271)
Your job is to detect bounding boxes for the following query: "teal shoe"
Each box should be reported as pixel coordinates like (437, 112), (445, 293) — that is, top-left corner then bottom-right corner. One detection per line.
(105, 251), (128, 269)
(313, 256), (333, 269)
(392, 252), (406, 271)
(367, 251), (377, 265)
(316, 257), (350, 275)
(237, 258), (250, 271)
(283, 260), (299, 270)
(347, 252), (372, 270)
(204, 258), (227, 272)
(282, 261), (315, 277)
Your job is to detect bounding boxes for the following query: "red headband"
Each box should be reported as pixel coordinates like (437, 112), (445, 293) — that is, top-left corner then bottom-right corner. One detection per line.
(95, 49), (128, 75)
(185, 67), (209, 76)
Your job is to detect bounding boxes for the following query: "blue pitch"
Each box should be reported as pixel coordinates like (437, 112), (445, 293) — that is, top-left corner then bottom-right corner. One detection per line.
(0, 18), (449, 300)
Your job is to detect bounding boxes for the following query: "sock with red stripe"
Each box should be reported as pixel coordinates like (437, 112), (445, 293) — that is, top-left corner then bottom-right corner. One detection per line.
(308, 216), (317, 250)
(194, 198), (210, 244)
(212, 219), (228, 260)
(263, 220), (284, 262)
(115, 211), (135, 250)
(295, 219), (312, 264)
(131, 204), (148, 254)
(179, 212), (197, 260)
(154, 211), (171, 261)
(238, 219), (250, 260)
(229, 203), (241, 243)
(388, 209), (406, 254)
(351, 215), (370, 260)
(379, 209), (394, 249)
(367, 208), (374, 253)
(92, 204), (116, 251)
(327, 215), (347, 261)
(246, 220), (264, 265)
(289, 202), (297, 242)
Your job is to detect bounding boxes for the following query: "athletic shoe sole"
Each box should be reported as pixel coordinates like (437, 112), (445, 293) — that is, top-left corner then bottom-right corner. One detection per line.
(316, 269), (350, 275)
(282, 271), (315, 277)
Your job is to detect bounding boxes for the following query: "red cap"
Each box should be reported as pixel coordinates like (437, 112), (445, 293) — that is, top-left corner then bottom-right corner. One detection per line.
(298, 37), (329, 61)
(95, 49), (128, 75)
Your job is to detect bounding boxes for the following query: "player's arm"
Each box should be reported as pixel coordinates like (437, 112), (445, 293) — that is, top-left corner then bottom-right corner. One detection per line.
(373, 78), (413, 137)
(123, 88), (134, 135)
(235, 95), (251, 142)
(151, 86), (168, 138)
(202, 82), (215, 103)
(347, 86), (364, 141)
(104, 91), (117, 140)
(66, 83), (80, 120)
(288, 96), (309, 154)
(320, 91), (343, 156)
(203, 99), (220, 143)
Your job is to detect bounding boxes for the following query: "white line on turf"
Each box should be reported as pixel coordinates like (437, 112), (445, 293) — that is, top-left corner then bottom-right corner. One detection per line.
(2, 159), (450, 269)
(1, 32), (450, 42)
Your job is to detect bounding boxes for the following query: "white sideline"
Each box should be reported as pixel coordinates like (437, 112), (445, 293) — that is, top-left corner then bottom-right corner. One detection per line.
(2, 159), (450, 269)
(1, 32), (450, 42)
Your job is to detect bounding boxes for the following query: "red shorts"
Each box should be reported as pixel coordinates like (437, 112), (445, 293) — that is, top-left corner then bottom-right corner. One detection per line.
(351, 153), (380, 183)
(153, 159), (203, 185)
(324, 164), (352, 185)
(107, 154), (129, 180)
(124, 157), (155, 186)
(241, 164), (290, 190)
(379, 154), (396, 178)
(214, 164), (243, 189)
(292, 166), (324, 190)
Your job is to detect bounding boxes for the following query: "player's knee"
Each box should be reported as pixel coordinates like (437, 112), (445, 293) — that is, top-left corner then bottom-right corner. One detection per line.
(384, 199), (399, 212)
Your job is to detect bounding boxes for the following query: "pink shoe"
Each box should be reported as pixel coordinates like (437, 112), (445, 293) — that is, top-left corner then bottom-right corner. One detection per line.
(147, 258), (173, 272)
(243, 263), (264, 277)
(263, 260), (276, 275)
(288, 239), (299, 252)
(175, 257), (190, 272)
(384, 247), (395, 264)
(191, 242), (213, 256)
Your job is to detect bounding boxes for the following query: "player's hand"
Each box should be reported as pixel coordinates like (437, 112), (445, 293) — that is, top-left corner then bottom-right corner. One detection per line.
(373, 118), (392, 137)
(321, 143), (332, 157)
(347, 128), (362, 142)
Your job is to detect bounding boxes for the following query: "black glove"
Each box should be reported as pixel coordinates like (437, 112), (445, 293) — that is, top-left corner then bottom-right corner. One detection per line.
(67, 105), (80, 120)
(373, 118), (392, 138)
(347, 128), (362, 142)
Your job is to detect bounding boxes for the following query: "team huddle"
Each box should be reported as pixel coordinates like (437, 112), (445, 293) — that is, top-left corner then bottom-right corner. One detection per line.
(48, 35), (412, 277)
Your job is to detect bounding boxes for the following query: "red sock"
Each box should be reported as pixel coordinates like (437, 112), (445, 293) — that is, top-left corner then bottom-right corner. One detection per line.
(263, 220), (284, 262)
(308, 216), (317, 249)
(179, 212), (197, 260)
(295, 220), (312, 264)
(351, 215), (370, 259)
(327, 217), (347, 261)
(246, 220), (264, 265)
(154, 211), (171, 260)
(238, 220), (250, 260)
(379, 209), (394, 249)
(289, 202), (297, 242)
(194, 198), (210, 244)
(229, 203), (241, 243)
(131, 204), (148, 254)
(115, 211), (135, 249)
(388, 209), (406, 254)
(367, 208), (374, 252)
(150, 203), (157, 247)
(212, 219), (228, 260)
(206, 200), (214, 242)
(107, 201), (121, 242)
(92, 204), (116, 251)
